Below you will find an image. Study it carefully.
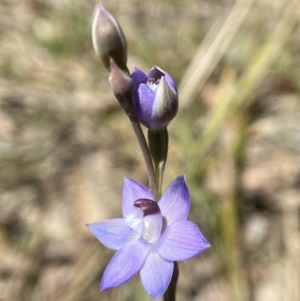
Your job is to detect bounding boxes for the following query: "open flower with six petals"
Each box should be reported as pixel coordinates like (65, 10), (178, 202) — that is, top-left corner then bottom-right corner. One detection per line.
(87, 175), (210, 299)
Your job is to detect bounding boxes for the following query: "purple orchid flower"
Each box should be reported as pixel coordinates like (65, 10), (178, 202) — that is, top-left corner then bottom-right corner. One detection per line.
(87, 175), (210, 299)
(131, 66), (178, 130)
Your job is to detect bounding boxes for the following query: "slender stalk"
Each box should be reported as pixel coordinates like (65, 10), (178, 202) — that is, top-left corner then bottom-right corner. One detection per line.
(163, 262), (179, 301)
(128, 115), (158, 198)
(157, 129), (168, 198)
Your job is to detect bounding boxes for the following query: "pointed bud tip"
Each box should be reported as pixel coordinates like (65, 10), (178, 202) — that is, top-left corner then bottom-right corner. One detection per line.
(92, 2), (127, 71)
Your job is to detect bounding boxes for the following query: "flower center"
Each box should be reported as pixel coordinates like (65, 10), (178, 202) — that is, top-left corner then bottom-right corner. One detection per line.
(141, 215), (162, 244)
(133, 199), (162, 244)
(142, 219), (158, 243)
(134, 198), (160, 216)
(146, 77), (160, 92)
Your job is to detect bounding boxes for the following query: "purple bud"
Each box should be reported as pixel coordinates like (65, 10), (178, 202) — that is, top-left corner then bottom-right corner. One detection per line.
(92, 3), (127, 71)
(131, 66), (178, 130)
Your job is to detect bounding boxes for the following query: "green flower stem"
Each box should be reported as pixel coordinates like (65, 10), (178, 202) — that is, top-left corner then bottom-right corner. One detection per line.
(148, 128), (169, 199)
(163, 262), (179, 301)
(128, 115), (158, 198)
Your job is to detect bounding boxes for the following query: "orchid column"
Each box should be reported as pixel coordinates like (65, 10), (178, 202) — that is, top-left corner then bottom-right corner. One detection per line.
(89, 3), (210, 301)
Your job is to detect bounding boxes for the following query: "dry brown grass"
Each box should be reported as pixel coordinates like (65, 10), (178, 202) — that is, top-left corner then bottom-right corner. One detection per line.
(0, 0), (300, 300)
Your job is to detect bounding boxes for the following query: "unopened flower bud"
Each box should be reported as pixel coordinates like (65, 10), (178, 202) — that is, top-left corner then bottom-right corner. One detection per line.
(109, 58), (135, 116)
(131, 66), (178, 130)
(92, 3), (127, 72)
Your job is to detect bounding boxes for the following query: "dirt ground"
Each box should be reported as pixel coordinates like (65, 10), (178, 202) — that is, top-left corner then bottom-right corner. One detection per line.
(0, 0), (300, 301)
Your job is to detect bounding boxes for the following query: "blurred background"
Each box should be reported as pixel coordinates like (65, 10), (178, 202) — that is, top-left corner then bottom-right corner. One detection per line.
(0, 0), (300, 300)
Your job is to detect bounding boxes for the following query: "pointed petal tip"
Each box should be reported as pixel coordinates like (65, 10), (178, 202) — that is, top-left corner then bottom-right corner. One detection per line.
(123, 177), (131, 184)
(86, 222), (95, 230)
(167, 174), (187, 188)
(95, 2), (103, 8)
(92, 2), (105, 20)
(151, 65), (163, 73)
(197, 228), (211, 252)
(177, 174), (186, 181)
(123, 177), (139, 186)
(94, 2), (109, 14)
(203, 239), (211, 251)
(100, 280), (110, 292)
(132, 66), (143, 73)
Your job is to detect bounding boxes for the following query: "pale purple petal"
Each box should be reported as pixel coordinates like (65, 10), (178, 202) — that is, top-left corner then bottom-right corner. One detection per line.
(136, 84), (155, 127)
(101, 238), (152, 291)
(158, 175), (190, 225)
(87, 218), (132, 250)
(140, 250), (173, 299)
(122, 178), (154, 218)
(156, 220), (210, 261)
